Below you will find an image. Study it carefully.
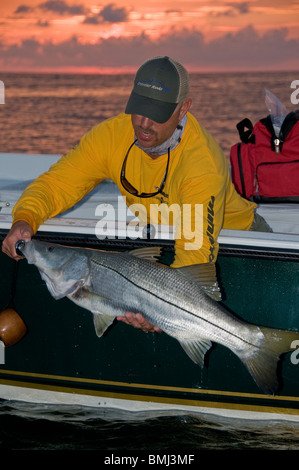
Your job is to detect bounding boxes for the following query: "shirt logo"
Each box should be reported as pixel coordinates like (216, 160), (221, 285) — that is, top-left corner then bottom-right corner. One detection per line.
(206, 196), (215, 262)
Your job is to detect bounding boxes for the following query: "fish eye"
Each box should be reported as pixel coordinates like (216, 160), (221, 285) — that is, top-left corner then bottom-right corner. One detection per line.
(47, 246), (54, 252)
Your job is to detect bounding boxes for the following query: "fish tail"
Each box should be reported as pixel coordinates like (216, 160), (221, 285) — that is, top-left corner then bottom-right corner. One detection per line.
(241, 327), (299, 395)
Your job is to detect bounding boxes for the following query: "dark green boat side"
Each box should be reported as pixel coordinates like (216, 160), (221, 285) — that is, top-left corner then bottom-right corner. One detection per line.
(0, 228), (299, 421)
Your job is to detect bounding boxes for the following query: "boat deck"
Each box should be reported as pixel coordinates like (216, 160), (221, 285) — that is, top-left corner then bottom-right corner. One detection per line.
(1, 152), (299, 246)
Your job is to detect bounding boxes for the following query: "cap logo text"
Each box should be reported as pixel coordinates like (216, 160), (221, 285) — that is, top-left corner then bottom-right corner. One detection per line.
(137, 78), (171, 93)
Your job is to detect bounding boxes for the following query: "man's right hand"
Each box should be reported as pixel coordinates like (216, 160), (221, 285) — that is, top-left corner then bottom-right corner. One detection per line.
(1, 221), (33, 260)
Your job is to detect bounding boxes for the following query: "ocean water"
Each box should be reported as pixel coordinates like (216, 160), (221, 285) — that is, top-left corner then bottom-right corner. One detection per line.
(0, 71), (299, 453)
(0, 71), (298, 157)
(1, 400), (299, 452)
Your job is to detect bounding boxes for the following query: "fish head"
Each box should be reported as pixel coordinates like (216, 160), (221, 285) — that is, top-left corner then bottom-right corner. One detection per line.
(19, 240), (90, 300)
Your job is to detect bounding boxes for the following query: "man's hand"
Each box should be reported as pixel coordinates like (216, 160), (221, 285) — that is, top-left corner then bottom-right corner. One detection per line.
(117, 312), (162, 333)
(2, 221), (33, 260)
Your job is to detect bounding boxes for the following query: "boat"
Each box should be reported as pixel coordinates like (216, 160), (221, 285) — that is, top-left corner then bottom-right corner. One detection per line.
(0, 152), (299, 422)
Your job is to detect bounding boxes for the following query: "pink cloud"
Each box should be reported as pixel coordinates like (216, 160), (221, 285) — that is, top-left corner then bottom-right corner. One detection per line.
(0, 25), (298, 72)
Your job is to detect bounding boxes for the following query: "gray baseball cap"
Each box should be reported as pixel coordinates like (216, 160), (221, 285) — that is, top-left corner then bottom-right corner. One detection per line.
(125, 56), (189, 123)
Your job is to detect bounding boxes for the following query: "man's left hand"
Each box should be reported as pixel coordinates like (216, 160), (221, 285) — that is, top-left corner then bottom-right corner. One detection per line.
(117, 312), (162, 333)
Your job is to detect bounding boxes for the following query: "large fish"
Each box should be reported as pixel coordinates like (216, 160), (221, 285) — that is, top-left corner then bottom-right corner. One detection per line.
(17, 239), (299, 395)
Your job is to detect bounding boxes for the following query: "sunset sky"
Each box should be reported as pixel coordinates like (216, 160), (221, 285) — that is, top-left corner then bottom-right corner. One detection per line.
(0, 0), (299, 72)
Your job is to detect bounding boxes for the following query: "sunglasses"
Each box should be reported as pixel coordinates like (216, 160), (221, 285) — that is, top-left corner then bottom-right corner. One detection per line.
(120, 140), (170, 198)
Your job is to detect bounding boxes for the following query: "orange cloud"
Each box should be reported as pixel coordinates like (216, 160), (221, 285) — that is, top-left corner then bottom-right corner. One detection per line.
(0, 0), (298, 71)
(0, 25), (298, 73)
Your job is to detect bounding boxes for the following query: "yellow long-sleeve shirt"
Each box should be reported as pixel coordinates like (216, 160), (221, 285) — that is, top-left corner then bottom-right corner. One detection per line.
(12, 112), (256, 267)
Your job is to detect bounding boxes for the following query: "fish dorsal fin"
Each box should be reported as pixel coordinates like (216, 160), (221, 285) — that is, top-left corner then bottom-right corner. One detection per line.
(178, 263), (222, 301)
(129, 247), (162, 262)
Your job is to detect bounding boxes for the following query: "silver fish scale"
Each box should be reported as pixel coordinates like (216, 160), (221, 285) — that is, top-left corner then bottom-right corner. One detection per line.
(21, 240), (298, 395)
(87, 250), (257, 347)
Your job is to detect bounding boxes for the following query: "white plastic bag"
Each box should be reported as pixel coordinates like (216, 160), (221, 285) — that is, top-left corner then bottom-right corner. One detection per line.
(265, 89), (287, 136)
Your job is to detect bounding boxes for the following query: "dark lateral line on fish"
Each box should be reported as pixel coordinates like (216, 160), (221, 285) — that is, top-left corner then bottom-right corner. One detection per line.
(91, 259), (256, 347)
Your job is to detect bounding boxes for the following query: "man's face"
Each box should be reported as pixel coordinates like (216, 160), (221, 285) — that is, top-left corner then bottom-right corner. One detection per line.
(131, 99), (191, 151)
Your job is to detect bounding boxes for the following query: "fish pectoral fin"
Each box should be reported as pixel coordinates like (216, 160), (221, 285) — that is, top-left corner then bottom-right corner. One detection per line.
(129, 247), (162, 262)
(93, 313), (115, 338)
(178, 263), (222, 301)
(179, 338), (212, 367)
(69, 287), (115, 337)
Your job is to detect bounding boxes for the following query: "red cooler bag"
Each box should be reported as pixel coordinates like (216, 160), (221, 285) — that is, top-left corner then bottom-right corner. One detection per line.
(230, 111), (299, 202)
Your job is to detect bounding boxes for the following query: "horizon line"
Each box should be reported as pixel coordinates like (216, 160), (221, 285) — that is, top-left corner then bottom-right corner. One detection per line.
(1, 66), (299, 75)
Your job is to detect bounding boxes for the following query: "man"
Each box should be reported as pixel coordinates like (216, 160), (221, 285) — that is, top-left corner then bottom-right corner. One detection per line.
(1, 56), (269, 332)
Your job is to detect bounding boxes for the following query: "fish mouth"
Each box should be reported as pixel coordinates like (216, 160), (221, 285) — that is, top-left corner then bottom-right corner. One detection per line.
(16, 240), (37, 264)
(15, 240), (27, 256)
